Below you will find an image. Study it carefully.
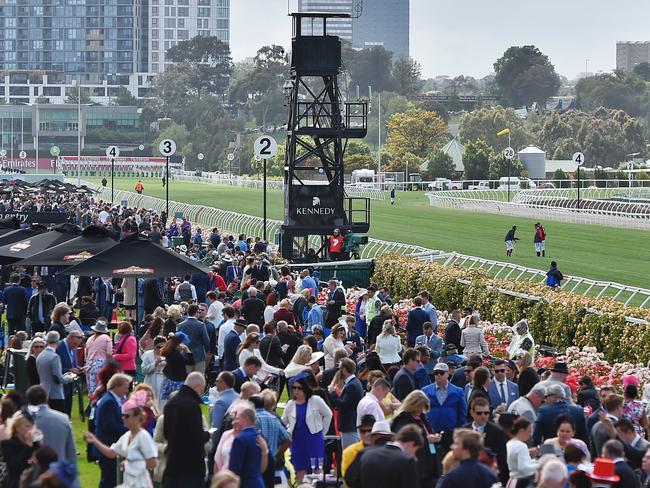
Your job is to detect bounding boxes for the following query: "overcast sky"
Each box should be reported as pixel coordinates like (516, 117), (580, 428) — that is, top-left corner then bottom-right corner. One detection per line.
(231, 0), (650, 79)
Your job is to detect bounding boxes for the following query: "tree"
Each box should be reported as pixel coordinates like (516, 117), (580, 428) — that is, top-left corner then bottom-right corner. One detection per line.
(153, 123), (190, 158)
(416, 99), (449, 124)
(458, 106), (533, 152)
(146, 63), (201, 119)
(488, 154), (525, 180)
(384, 109), (447, 160)
(462, 139), (493, 180)
(112, 86), (138, 106)
(347, 46), (394, 93)
(392, 57), (423, 98)
(633, 62), (650, 81)
(424, 150), (455, 179)
(66, 86), (91, 104)
(493, 45), (560, 107)
(553, 168), (568, 188)
(344, 140), (375, 173)
(365, 92), (413, 147)
(575, 72), (646, 116)
(166, 36), (232, 97)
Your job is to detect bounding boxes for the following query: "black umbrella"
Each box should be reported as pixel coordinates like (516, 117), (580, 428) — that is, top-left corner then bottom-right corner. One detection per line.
(60, 233), (210, 278)
(0, 216), (20, 231)
(19, 225), (119, 267)
(0, 226), (48, 248)
(0, 223), (82, 265)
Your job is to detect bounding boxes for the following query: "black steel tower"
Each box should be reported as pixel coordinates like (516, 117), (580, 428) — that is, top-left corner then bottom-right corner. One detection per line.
(280, 12), (370, 261)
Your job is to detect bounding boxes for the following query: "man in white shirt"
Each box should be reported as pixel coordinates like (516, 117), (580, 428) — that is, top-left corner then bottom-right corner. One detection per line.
(357, 378), (390, 424)
(217, 306), (237, 361)
(174, 275), (197, 302)
(98, 206), (110, 224)
(206, 291), (225, 325)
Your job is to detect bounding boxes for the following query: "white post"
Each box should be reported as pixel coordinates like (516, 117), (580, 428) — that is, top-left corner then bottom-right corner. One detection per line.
(34, 105), (38, 170)
(77, 79), (81, 185)
(20, 107), (23, 151)
(378, 91), (381, 190)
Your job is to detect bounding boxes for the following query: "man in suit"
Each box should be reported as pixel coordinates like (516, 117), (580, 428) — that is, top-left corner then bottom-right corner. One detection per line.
(451, 354), (482, 390)
(223, 318), (247, 371)
(228, 405), (265, 488)
(177, 303), (211, 373)
(406, 296), (429, 347)
(3, 273), (27, 334)
(143, 277), (164, 314)
(27, 281), (56, 334)
(444, 309), (463, 353)
(392, 348), (420, 401)
(325, 280), (346, 328)
(328, 358), (365, 449)
(26, 385), (77, 467)
(357, 424), (423, 488)
(533, 384), (588, 446)
(36, 331), (71, 414)
(241, 286), (266, 326)
(464, 397), (509, 485)
(94, 373), (130, 488)
(614, 418), (649, 470)
(250, 259), (269, 283)
(415, 321), (443, 361)
(602, 439), (641, 488)
(233, 356), (262, 393)
(423, 362), (467, 451)
(591, 394), (625, 458)
(440, 429), (498, 488)
(93, 277), (114, 320)
(164, 372), (211, 488)
(210, 372), (240, 430)
(488, 358), (520, 411)
(55, 329), (83, 416)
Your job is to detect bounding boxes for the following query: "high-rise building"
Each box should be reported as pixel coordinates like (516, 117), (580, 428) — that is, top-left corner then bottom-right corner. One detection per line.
(148, 0), (230, 73)
(352, 0), (409, 59)
(0, 0), (146, 83)
(616, 41), (650, 72)
(298, 0), (409, 59)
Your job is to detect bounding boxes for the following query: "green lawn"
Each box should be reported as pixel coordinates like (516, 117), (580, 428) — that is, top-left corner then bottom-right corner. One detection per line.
(88, 177), (650, 290)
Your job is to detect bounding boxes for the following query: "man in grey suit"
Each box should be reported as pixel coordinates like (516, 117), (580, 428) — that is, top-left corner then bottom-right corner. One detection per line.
(177, 303), (210, 373)
(36, 331), (73, 414)
(26, 385), (77, 466)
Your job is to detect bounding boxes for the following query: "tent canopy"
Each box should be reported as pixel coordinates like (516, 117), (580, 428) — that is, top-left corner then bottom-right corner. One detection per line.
(0, 223), (81, 265)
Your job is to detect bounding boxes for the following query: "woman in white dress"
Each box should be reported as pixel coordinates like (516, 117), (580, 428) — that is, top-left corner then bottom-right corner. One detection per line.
(375, 320), (403, 368)
(237, 332), (283, 382)
(84, 390), (158, 488)
(140, 336), (167, 406)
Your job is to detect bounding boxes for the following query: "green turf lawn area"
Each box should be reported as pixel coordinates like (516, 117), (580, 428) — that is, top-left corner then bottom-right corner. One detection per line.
(88, 177), (650, 290)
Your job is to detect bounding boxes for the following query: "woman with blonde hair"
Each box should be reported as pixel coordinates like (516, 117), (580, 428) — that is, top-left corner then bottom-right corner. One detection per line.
(516, 351), (540, 396)
(211, 470), (240, 488)
(391, 390), (440, 486)
(1, 410), (41, 488)
(163, 304), (183, 336)
(460, 315), (489, 356)
(285, 345), (313, 379)
(273, 298), (295, 326)
(375, 320), (402, 368)
(26, 337), (46, 386)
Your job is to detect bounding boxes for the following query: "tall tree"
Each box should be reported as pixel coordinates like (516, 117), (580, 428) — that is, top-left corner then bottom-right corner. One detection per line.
(347, 46), (394, 93)
(424, 150), (455, 179)
(494, 45), (560, 107)
(458, 106), (533, 152)
(166, 35), (232, 97)
(112, 86), (138, 106)
(633, 62), (650, 81)
(462, 139), (493, 180)
(392, 57), (423, 98)
(385, 109), (447, 159)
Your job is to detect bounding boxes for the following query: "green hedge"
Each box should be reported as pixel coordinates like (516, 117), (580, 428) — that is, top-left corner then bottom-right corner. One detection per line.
(372, 255), (650, 363)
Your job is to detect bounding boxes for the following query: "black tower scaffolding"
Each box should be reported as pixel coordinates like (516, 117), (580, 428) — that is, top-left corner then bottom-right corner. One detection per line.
(280, 12), (370, 262)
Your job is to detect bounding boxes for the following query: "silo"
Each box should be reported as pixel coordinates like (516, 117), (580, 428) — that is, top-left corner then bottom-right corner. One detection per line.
(517, 146), (546, 179)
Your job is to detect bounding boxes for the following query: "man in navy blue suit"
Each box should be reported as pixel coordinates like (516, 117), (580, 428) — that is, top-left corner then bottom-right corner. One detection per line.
(532, 384), (588, 446)
(229, 405), (265, 488)
(406, 296), (429, 347)
(93, 373), (130, 488)
(328, 358), (365, 449)
(223, 318), (247, 371)
(55, 329), (83, 416)
(488, 359), (520, 411)
(3, 273), (27, 334)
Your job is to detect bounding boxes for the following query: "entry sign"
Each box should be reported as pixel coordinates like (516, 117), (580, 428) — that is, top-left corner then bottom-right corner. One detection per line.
(254, 135), (278, 160)
(504, 147), (515, 160)
(106, 145), (120, 159)
(572, 152), (585, 166)
(19, 151), (26, 159)
(159, 139), (177, 157)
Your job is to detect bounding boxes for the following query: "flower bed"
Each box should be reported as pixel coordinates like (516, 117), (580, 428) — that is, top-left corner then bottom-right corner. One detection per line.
(371, 255), (650, 364)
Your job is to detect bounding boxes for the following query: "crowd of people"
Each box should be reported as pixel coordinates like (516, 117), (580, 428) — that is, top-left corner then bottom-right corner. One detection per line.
(0, 188), (644, 488)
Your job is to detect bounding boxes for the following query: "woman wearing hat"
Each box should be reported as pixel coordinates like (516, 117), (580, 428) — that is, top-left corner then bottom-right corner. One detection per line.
(282, 372), (332, 483)
(159, 332), (195, 405)
(84, 390), (158, 488)
(84, 319), (113, 398)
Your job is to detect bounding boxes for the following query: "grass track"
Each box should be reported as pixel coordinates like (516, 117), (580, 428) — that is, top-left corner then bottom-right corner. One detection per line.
(88, 177), (650, 290)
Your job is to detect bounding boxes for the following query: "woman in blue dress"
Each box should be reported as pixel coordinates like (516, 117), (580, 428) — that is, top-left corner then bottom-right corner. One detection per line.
(281, 372), (332, 484)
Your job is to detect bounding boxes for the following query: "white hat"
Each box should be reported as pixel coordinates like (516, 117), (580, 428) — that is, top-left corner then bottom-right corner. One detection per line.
(371, 420), (392, 436)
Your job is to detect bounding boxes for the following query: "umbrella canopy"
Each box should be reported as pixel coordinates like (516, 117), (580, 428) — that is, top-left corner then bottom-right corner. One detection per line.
(0, 216), (20, 231)
(61, 233), (210, 278)
(0, 223), (81, 265)
(0, 227), (48, 248)
(19, 225), (119, 267)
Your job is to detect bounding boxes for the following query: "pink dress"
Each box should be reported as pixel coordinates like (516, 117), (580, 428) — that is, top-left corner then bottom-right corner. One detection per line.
(623, 400), (646, 436)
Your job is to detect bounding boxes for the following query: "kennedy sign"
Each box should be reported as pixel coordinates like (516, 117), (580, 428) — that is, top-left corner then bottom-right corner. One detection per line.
(289, 185), (343, 227)
(0, 212), (70, 224)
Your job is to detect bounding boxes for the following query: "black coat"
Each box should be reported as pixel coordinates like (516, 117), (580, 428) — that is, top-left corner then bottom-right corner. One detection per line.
(392, 411), (438, 482)
(577, 385), (600, 412)
(444, 320), (462, 353)
(143, 278), (163, 315)
(163, 385), (211, 477)
(392, 367), (417, 401)
(259, 334), (285, 368)
(367, 315), (386, 346)
(1, 436), (38, 488)
(357, 444), (420, 488)
(325, 287), (346, 327)
(26, 292), (56, 326)
(78, 302), (100, 325)
(329, 376), (365, 433)
(241, 296), (265, 326)
(278, 331), (302, 363)
(615, 460), (640, 488)
(517, 367), (540, 397)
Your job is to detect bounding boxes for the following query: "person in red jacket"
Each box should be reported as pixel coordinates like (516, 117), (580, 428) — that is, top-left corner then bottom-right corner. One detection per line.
(329, 228), (343, 261)
(534, 223), (547, 257)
